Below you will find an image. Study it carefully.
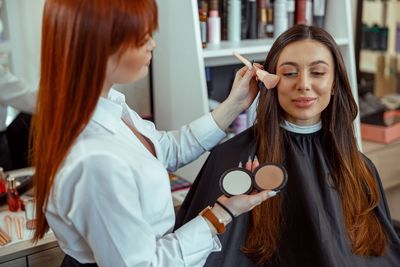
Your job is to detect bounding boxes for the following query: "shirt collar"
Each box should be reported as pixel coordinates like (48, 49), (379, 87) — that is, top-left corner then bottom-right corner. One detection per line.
(91, 89), (125, 133)
(280, 120), (322, 134)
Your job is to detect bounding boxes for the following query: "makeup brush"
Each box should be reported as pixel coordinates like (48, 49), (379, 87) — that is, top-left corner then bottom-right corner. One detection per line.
(233, 51), (280, 89)
(232, 51), (253, 70)
(0, 227), (11, 245)
(256, 69), (280, 89)
(4, 215), (12, 236)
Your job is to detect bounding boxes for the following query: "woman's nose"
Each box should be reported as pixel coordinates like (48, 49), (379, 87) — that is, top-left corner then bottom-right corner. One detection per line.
(147, 36), (156, 51)
(296, 72), (311, 91)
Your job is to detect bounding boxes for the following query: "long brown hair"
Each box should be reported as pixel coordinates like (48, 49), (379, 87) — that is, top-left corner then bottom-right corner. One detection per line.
(242, 25), (387, 265)
(31, 0), (157, 242)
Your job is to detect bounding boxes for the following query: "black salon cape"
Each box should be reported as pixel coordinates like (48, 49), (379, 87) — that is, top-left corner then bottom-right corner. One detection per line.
(175, 127), (400, 267)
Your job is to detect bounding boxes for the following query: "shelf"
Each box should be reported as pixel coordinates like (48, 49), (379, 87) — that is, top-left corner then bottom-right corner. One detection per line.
(203, 37), (350, 67)
(203, 38), (274, 58)
(359, 50), (385, 73)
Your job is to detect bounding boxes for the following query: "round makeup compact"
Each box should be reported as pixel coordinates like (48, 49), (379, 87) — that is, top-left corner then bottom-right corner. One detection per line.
(253, 163), (287, 192)
(219, 163), (288, 197)
(219, 168), (253, 197)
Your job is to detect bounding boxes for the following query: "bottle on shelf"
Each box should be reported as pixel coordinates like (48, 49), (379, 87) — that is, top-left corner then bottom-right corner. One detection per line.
(258, 1), (267, 38)
(246, 0), (258, 39)
(287, 0), (295, 28)
(274, 0), (288, 38)
(208, 0), (221, 44)
(296, 0), (313, 26)
(7, 175), (20, 212)
(199, 9), (208, 48)
(313, 0), (327, 28)
(265, 0), (274, 38)
(228, 0), (241, 42)
(0, 167), (5, 193)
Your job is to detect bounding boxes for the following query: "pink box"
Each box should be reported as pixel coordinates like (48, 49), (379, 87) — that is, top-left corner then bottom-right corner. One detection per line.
(361, 110), (400, 144)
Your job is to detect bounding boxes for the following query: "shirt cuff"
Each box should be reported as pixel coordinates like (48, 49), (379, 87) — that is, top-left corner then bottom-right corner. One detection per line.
(175, 216), (221, 266)
(189, 113), (226, 151)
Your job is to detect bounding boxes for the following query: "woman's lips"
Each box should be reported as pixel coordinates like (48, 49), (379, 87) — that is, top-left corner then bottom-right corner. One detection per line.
(292, 97), (317, 108)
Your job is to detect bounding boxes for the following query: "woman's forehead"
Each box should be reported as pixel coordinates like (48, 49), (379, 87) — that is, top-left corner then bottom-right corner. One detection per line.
(277, 40), (333, 66)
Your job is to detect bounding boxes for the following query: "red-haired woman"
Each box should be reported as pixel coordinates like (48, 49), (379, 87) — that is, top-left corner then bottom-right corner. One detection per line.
(31, 1), (275, 266)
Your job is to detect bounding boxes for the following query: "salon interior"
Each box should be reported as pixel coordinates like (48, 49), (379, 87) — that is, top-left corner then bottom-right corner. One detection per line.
(0, 0), (399, 266)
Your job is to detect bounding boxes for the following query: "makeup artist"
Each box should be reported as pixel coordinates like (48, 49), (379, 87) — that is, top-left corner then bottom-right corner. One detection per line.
(31, 1), (275, 267)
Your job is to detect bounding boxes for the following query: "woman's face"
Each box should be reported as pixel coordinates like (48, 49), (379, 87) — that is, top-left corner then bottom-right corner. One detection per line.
(276, 39), (334, 125)
(106, 35), (156, 85)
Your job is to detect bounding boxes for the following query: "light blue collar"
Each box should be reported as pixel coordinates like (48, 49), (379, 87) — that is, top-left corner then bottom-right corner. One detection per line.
(280, 120), (322, 134)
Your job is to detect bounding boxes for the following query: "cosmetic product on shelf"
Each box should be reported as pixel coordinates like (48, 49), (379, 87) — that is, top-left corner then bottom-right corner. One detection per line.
(313, 0), (326, 28)
(296, 0), (312, 25)
(7, 175), (20, 212)
(228, 0), (241, 42)
(388, 56), (398, 95)
(369, 24), (380, 51)
(23, 196), (37, 230)
(265, 0), (274, 38)
(199, 9), (208, 48)
(378, 26), (388, 51)
(221, 0), (228, 40)
(247, 0), (257, 39)
(287, 0), (295, 28)
(208, 0), (221, 44)
(258, 2), (267, 38)
(274, 0), (288, 38)
(0, 167), (5, 193)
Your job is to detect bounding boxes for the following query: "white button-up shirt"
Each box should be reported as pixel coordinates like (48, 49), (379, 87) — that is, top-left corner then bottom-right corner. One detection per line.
(46, 89), (225, 267)
(0, 65), (36, 131)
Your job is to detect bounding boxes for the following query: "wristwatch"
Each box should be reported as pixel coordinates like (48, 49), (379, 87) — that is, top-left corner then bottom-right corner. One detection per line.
(200, 206), (225, 234)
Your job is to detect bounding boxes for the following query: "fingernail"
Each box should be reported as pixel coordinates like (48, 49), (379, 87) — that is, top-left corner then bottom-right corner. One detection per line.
(247, 155), (252, 163)
(267, 191), (277, 198)
(254, 155), (259, 162)
(238, 162), (243, 168)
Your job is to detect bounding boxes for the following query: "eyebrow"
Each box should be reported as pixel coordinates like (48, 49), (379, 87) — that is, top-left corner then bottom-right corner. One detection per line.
(278, 60), (329, 67)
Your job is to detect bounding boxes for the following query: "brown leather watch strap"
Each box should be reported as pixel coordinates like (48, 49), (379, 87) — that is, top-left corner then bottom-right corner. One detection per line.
(200, 206), (225, 234)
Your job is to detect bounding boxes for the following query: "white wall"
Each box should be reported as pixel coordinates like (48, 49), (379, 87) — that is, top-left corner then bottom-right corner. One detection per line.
(5, 0), (44, 88)
(5, 0), (151, 116)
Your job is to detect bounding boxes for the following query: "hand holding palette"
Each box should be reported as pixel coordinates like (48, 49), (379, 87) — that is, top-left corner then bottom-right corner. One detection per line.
(219, 163), (288, 197)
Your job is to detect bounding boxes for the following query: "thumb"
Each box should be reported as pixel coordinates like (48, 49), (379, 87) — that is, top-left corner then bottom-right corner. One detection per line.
(241, 68), (255, 84)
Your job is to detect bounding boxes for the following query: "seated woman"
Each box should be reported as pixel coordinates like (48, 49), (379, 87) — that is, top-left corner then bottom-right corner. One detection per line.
(175, 24), (400, 267)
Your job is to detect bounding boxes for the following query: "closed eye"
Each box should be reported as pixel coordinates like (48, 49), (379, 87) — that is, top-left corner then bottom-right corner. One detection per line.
(283, 72), (297, 77)
(311, 72), (326, 76)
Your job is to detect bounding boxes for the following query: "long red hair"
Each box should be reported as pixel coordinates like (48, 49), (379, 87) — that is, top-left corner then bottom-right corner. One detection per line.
(31, 0), (157, 242)
(242, 25), (388, 265)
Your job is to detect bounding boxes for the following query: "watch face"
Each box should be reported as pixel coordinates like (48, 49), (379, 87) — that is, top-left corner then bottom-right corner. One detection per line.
(219, 168), (253, 197)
